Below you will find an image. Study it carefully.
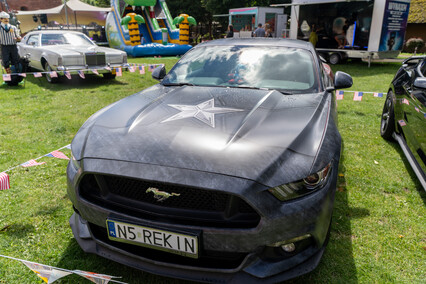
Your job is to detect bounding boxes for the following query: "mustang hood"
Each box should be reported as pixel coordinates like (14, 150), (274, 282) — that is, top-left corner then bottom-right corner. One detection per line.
(73, 85), (331, 186)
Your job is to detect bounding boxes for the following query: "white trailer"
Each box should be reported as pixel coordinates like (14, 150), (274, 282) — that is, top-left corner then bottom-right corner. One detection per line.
(273, 0), (411, 64)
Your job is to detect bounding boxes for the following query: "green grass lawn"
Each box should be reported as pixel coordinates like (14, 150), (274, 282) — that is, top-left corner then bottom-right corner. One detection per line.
(0, 58), (425, 283)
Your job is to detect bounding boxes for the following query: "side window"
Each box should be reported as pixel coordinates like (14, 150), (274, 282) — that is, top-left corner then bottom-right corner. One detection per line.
(419, 61), (426, 77)
(27, 35), (39, 46)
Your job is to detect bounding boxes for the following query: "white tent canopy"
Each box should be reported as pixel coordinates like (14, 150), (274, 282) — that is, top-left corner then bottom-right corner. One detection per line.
(16, 0), (111, 33)
(16, 0), (110, 15)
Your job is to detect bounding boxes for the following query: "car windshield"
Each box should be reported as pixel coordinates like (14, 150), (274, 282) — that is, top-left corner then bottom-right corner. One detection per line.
(162, 45), (318, 94)
(41, 33), (95, 46)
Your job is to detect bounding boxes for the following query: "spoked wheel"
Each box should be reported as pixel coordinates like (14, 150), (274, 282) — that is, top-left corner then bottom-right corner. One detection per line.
(45, 63), (59, 83)
(380, 92), (395, 141)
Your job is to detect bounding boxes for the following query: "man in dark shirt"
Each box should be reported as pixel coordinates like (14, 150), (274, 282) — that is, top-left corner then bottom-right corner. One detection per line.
(0, 11), (21, 74)
(254, 23), (265, 37)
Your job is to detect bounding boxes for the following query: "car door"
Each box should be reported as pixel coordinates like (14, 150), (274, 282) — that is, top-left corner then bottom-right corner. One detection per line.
(25, 34), (43, 70)
(403, 59), (426, 173)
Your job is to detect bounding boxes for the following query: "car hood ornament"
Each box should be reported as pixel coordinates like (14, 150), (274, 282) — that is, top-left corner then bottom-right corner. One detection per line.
(162, 98), (244, 128)
(146, 187), (180, 202)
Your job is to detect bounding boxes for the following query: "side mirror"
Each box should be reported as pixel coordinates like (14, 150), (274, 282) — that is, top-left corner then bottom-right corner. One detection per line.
(152, 65), (166, 81)
(334, 71), (353, 89)
(413, 77), (426, 89)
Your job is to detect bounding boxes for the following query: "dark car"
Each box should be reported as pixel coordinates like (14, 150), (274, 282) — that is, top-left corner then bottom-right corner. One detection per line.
(380, 56), (426, 190)
(67, 38), (353, 283)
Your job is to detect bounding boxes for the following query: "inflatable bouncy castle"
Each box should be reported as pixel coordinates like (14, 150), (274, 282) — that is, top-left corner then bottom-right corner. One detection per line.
(106, 0), (195, 57)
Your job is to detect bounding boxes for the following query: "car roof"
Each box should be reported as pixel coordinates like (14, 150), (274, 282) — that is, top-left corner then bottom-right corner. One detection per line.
(25, 30), (86, 35)
(198, 38), (315, 51)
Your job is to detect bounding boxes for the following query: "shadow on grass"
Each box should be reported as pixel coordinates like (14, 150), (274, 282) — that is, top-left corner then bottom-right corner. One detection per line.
(25, 74), (127, 91)
(0, 224), (35, 238)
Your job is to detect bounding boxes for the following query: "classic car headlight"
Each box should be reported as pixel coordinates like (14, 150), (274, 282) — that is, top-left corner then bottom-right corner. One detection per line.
(58, 56), (63, 66)
(268, 163), (332, 201)
(123, 54), (127, 63)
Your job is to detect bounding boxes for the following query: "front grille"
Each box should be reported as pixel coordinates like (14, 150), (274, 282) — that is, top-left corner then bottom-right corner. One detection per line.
(89, 223), (248, 269)
(85, 53), (106, 66)
(79, 174), (260, 228)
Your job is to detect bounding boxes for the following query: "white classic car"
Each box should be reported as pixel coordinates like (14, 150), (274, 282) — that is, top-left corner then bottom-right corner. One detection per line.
(18, 30), (128, 83)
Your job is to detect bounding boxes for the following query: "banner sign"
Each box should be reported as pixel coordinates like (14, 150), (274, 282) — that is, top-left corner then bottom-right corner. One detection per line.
(379, 0), (410, 51)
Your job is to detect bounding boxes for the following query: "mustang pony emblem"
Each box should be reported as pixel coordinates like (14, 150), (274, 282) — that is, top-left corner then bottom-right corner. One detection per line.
(146, 187), (180, 202)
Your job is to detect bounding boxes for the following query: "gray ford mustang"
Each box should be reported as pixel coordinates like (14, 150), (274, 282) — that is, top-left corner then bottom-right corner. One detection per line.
(67, 38), (353, 283)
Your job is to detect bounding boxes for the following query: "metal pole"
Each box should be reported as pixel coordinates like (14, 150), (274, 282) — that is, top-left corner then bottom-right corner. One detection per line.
(64, 0), (69, 29)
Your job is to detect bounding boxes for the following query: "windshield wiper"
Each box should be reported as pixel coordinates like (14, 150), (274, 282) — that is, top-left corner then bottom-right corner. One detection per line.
(162, 82), (195, 87)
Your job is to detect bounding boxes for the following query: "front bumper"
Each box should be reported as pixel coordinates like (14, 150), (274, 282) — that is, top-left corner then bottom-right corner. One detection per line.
(56, 64), (128, 74)
(67, 158), (338, 283)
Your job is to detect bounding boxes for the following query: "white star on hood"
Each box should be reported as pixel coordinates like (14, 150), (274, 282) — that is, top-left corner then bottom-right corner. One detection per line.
(162, 99), (244, 128)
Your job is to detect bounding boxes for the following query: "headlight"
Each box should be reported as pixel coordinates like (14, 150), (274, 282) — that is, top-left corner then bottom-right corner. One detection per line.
(123, 54), (127, 63)
(70, 152), (81, 171)
(57, 56), (63, 66)
(268, 163), (332, 201)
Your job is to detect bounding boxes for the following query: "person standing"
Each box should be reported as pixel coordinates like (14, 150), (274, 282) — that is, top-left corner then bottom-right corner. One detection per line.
(0, 11), (21, 74)
(225, 24), (233, 38)
(253, 23), (265, 37)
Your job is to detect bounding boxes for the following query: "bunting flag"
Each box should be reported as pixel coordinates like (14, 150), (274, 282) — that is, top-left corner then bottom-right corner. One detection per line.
(44, 150), (69, 160)
(414, 106), (420, 112)
(148, 65), (155, 72)
(21, 260), (72, 284)
(353, 91), (363, 101)
(65, 144), (71, 149)
(128, 66), (135, 73)
(78, 70), (85, 79)
(373, 92), (383, 97)
(21, 159), (46, 168)
(0, 172), (10, 190)
(402, 98), (409, 105)
(139, 65), (145, 75)
(74, 270), (113, 284)
(34, 72), (43, 78)
(398, 120), (406, 127)
(92, 69), (99, 75)
(3, 74), (11, 81)
(18, 73), (27, 77)
(49, 71), (58, 78)
(116, 68), (122, 77)
(0, 254), (127, 284)
(64, 71), (72, 80)
(105, 66), (112, 71)
(336, 90), (344, 100)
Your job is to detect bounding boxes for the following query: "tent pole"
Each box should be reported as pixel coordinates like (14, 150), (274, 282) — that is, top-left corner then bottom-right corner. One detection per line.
(64, 0), (69, 29)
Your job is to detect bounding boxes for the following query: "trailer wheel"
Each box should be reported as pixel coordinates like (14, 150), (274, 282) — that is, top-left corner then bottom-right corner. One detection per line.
(329, 53), (341, 65)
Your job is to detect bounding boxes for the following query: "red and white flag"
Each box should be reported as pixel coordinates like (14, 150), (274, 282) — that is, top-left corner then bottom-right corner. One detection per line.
(45, 150), (69, 160)
(128, 66), (135, 73)
(34, 72), (43, 78)
(18, 73), (27, 77)
(2, 74), (11, 81)
(353, 91), (363, 101)
(139, 65), (145, 75)
(336, 90), (344, 100)
(0, 172), (10, 190)
(402, 98), (409, 105)
(373, 92), (383, 97)
(64, 71), (72, 80)
(105, 66), (111, 71)
(115, 68), (122, 77)
(78, 70), (85, 79)
(49, 71), (58, 78)
(73, 270), (113, 284)
(398, 120), (406, 127)
(21, 260), (72, 284)
(21, 159), (46, 168)
(92, 69), (99, 75)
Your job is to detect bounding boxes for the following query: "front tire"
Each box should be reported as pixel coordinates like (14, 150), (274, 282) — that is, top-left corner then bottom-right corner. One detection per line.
(380, 92), (395, 140)
(45, 63), (59, 83)
(329, 53), (341, 65)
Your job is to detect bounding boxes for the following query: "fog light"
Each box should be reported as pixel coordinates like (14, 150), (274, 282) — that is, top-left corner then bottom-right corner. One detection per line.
(281, 243), (296, 252)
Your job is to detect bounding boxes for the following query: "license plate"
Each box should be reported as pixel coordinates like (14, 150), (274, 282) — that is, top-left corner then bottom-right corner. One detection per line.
(106, 219), (198, 259)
